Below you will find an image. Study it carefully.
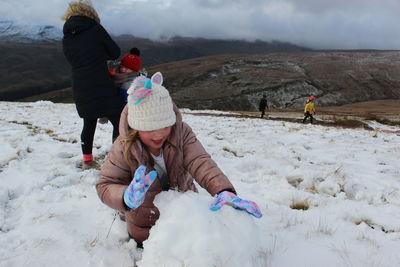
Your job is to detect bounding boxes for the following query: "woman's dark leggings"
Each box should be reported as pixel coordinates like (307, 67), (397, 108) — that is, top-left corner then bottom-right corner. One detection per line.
(81, 114), (120, 155)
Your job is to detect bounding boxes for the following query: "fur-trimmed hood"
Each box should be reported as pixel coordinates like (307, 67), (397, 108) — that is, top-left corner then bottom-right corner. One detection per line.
(62, 1), (100, 24)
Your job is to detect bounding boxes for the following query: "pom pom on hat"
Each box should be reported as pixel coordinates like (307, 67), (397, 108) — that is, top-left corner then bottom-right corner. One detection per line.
(309, 95), (315, 101)
(130, 47), (141, 56)
(127, 72), (176, 131)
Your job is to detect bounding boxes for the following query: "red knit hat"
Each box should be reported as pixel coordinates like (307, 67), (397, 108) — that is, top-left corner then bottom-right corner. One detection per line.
(120, 53), (141, 72)
(309, 95), (315, 101)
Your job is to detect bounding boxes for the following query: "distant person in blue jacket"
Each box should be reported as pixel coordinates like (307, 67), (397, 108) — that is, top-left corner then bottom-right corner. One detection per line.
(62, 0), (123, 169)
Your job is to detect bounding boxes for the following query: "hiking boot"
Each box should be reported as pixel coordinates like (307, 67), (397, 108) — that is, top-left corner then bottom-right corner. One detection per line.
(83, 160), (101, 170)
(76, 160), (101, 170)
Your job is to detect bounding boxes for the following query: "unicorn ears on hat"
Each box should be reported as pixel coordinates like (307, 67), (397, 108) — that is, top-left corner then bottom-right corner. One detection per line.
(151, 72), (163, 85)
(127, 72), (163, 93)
(127, 72), (175, 131)
(127, 72), (164, 105)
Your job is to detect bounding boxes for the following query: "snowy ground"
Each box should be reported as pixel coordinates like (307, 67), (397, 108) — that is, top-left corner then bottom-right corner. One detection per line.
(1, 101), (400, 267)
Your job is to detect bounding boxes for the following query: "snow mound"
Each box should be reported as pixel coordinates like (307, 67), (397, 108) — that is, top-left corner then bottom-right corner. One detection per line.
(140, 191), (263, 267)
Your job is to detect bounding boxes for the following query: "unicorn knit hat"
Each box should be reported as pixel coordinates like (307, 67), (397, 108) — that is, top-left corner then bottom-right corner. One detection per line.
(127, 72), (176, 131)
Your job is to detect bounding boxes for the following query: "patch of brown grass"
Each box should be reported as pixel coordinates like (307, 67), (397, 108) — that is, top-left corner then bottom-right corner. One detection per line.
(290, 198), (310, 210)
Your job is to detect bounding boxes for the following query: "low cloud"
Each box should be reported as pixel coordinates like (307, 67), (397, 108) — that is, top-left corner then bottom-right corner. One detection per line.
(1, 0), (399, 49)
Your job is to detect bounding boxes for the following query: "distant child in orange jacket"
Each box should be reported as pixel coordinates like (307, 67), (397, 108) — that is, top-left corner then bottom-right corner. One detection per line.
(303, 95), (316, 123)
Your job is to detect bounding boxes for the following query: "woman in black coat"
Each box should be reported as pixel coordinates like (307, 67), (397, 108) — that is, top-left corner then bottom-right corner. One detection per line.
(62, 1), (123, 168)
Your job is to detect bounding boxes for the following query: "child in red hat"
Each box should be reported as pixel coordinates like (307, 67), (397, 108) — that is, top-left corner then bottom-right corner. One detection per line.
(99, 48), (143, 124)
(120, 47), (141, 72)
(109, 47), (143, 104)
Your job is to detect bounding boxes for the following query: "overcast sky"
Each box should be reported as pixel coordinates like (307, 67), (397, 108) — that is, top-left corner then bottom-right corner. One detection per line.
(1, 0), (400, 49)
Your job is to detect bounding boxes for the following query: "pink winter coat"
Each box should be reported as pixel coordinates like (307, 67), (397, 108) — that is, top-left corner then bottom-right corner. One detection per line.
(96, 105), (235, 243)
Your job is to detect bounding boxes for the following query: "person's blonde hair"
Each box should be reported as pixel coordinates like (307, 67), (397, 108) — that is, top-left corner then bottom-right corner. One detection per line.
(124, 129), (139, 168)
(62, 1), (100, 24)
(123, 129), (155, 169)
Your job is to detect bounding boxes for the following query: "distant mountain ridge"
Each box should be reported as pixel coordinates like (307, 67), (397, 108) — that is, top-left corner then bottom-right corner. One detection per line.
(0, 22), (307, 102)
(0, 20), (63, 43)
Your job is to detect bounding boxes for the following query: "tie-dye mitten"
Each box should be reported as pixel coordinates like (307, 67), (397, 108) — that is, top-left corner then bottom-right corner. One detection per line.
(210, 191), (262, 218)
(123, 165), (157, 209)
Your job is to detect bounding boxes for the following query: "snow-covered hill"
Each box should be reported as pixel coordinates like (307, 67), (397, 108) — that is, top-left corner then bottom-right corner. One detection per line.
(0, 20), (62, 42)
(1, 101), (400, 266)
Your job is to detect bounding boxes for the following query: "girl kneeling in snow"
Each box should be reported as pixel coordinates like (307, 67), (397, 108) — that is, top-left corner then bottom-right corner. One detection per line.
(96, 72), (262, 248)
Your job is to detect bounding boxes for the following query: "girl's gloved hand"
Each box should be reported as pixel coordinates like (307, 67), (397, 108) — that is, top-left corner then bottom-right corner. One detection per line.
(210, 191), (262, 218)
(123, 165), (157, 209)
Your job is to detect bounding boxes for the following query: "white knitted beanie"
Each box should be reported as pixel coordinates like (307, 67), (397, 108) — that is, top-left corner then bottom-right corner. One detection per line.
(127, 72), (176, 131)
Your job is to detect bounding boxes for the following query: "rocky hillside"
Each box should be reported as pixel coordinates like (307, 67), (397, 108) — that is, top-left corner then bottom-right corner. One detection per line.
(0, 37), (306, 101)
(3, 46), (399, 111)
(147, 50), (400, 110)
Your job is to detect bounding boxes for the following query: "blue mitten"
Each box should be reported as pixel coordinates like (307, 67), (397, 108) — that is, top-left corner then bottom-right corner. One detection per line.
(123, 165), (157, 209)
(210, 191), (262, 218)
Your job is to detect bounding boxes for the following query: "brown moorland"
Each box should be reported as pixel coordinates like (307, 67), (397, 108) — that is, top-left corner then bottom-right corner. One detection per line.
(186, 99), (400, 130)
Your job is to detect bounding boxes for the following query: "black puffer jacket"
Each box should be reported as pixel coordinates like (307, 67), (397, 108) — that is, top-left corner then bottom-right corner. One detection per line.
(63, 16), (122, 118)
